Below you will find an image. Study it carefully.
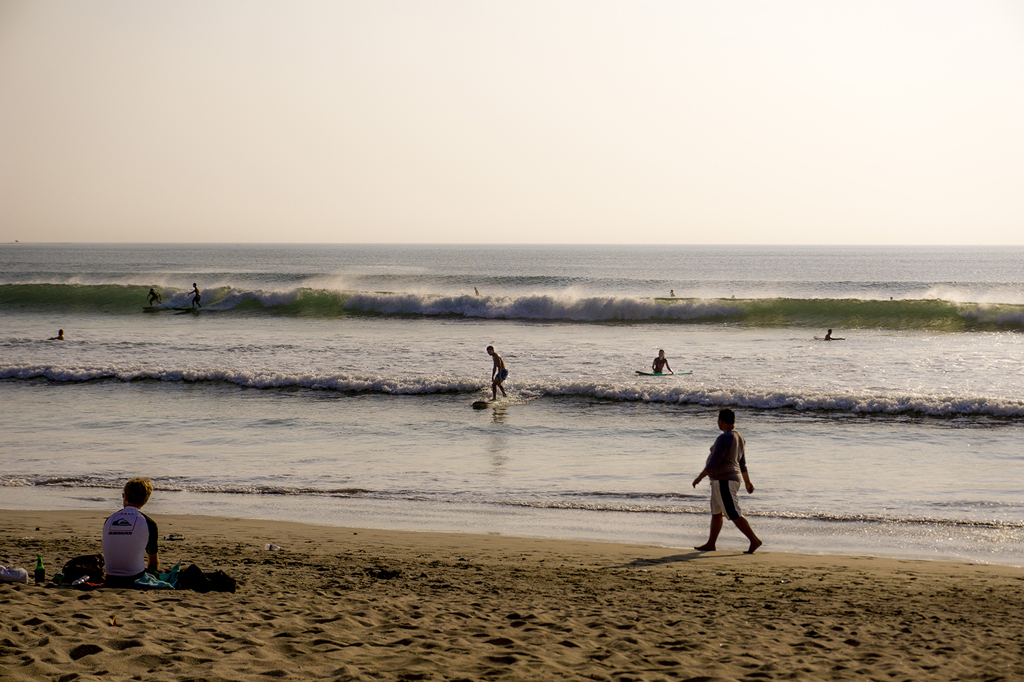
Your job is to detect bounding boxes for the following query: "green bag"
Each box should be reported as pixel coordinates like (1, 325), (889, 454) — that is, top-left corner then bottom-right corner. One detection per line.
(157, 561), (181, 588)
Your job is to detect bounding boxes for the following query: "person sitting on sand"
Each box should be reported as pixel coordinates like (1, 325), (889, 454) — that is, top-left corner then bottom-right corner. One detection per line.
(692, 409), (762, 554)
(652, 350), (673, 375)
(487, 345), (508, 401)
(148, 288), (162, 305)
(189, 283), (202, 308)
(48, 329), (64, 340)
(102, 477), (160, 587)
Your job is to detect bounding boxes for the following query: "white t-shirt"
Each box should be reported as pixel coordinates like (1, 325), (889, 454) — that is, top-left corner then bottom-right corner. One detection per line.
(102, 507), (159, 577)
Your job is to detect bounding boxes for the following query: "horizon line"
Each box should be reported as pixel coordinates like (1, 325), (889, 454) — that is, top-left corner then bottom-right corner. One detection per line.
(3, 241), (1021, 248)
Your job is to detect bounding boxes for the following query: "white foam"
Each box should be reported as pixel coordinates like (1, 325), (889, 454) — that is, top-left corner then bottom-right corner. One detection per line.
(5, 362), (1024, 417)
(343, 292), (740, 322)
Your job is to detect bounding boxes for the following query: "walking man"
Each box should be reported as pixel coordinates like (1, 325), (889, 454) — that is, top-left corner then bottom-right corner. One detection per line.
(692, 409), (762, 554)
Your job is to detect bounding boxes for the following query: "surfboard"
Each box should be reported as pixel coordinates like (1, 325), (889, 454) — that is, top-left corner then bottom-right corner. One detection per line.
(142, 306), (160, 312)
(472, 400), (500, 409)
(813, 337), (845, 341)
(636, 371), (692, 376)
(173, 307), (200, 311)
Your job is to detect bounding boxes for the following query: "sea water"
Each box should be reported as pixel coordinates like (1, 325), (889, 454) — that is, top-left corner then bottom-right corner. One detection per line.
(2, 244), (1023, 566)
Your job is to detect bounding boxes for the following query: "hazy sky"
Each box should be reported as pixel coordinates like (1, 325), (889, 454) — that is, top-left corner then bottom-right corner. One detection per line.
(2, 1), (1022, 244)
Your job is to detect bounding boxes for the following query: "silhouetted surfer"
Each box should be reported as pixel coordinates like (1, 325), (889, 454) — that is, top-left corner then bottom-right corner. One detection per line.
(48, 329), (64, 341)
(148, 288), (162, 305)
(188, 283), (202, 308)
(487, 346), (508, 401)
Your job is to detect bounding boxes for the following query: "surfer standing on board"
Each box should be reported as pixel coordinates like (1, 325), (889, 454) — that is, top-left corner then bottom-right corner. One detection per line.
(652, 350), (674, 375)
(188, 283), (202, 308)
(148, 288), (162, 305)
(487, 346), (508, 401)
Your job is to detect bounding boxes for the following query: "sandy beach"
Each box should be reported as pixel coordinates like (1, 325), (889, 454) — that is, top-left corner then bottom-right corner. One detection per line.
(2, 511), (1023, 681)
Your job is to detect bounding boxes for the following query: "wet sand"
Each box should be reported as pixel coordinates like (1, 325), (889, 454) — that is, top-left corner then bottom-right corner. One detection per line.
(2, 510), (1023, 681)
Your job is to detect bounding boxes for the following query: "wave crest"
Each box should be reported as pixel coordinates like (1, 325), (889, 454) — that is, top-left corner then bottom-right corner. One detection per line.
(5, 283), (1024, 330)
(4, 363), (1023, 418)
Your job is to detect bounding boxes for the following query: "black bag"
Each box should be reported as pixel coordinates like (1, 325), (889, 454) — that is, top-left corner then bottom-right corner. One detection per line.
(208, 570), (237, 593)
(177, 564), (237, 593)
(61, 554), (106, 584)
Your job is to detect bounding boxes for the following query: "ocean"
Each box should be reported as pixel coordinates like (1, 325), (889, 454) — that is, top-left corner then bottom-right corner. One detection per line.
(2, 243), (1023, 566)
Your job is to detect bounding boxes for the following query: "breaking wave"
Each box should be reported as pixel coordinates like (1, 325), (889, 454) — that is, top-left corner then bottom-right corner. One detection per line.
(3, 362), (1023, 418)
(3, 283), (1024, 330)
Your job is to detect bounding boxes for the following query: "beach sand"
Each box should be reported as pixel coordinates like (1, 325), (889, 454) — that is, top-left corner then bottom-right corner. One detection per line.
(2, 511), (1023, 681)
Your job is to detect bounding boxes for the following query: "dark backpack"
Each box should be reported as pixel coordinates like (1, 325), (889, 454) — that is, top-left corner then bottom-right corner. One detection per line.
(61, 554), (106, 584)
(177, 564), (237, 593)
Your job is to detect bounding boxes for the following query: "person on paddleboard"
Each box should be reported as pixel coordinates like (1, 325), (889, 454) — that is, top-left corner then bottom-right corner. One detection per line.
(188, 283), (202, 308)
(652, 350), (673, 375)
(487, 346), (508, 401)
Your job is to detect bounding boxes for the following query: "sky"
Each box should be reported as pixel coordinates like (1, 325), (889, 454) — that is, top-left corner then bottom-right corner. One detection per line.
(1, 1), (1022, 245)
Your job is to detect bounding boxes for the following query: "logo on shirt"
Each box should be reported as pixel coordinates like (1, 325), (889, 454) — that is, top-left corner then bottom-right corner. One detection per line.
(106, 512), (139, 534)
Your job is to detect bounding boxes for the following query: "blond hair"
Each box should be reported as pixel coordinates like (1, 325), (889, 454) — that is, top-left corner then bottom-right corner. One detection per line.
(123, 478), (154, 506)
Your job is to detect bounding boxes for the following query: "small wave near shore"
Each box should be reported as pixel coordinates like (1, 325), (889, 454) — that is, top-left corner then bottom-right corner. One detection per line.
(3, 362), (1023, 418)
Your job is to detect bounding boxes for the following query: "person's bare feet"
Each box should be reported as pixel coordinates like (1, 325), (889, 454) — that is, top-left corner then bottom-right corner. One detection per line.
(744, 539), (763, 554)
(694, 544), (715, 551)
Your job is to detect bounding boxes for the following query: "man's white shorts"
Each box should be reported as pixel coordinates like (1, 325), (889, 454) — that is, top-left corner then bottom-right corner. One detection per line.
(710, 479), (742, 520)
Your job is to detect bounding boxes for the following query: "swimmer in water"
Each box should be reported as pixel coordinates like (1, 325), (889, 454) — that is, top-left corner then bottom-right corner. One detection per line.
(652, 349), (673, 375)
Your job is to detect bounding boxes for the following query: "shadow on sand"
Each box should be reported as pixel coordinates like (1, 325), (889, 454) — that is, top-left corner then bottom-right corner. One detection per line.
(610, 549), (757, 570)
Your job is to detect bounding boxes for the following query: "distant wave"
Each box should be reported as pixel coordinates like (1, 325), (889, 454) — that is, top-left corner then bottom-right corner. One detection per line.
(4, 362), (1024, 418)
(3, 283), (1024, 330)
